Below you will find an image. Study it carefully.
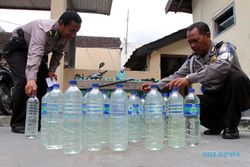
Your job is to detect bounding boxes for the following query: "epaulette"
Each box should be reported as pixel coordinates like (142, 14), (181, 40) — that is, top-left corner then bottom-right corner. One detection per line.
(46, 30), (59, 39)
(215, 41), (224, 49)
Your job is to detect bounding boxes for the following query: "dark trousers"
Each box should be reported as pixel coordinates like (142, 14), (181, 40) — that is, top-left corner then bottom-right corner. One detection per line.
(199, 69), (250, 130)
(5, 50), (48, 128)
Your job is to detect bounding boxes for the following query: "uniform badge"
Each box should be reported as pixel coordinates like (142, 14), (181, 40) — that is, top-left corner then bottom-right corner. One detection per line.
(210, 55), (217, 62)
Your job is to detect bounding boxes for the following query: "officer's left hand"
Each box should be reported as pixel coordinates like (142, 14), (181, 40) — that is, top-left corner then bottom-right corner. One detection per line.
(166, 77), (189, 90)
(48, 71), (57, 80)
(25, 80), (37, 97)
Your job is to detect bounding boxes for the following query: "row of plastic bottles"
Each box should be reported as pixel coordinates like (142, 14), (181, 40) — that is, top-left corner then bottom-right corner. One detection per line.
(24, 80), (200, 155)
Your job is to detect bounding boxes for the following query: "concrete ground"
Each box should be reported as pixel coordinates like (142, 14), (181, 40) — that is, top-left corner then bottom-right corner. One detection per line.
(0, 114), (250, 167)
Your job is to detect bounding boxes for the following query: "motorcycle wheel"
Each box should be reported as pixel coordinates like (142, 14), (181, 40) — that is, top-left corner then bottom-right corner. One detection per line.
(0, 82), (13, 115)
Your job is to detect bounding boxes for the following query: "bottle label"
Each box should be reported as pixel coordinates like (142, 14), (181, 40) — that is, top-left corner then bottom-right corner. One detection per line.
(110, 104), (127, 116)
(169, 104), (183, 116)
(145, 105), (163, 114)
(128, 104), (139, 115)
(41, 103), (47, 116)
(103, 103), (110, 115)
(184, 103), (200, 116)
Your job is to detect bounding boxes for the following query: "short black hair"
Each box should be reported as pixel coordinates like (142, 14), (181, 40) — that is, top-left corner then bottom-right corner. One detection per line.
(58, 11), (82, 26)
(187, 22), (210, 35)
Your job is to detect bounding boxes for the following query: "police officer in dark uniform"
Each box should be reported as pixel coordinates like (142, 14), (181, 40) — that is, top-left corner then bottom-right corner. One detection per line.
(3, 11), (82, 133)
(141, 22), (250, 139)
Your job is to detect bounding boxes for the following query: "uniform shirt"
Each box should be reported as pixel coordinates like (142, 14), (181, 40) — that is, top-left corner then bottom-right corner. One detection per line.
(157, 41), (243, 91)
(12, 20), (68, 80)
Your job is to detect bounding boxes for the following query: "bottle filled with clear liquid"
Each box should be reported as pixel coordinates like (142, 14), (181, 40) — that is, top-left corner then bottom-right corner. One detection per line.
(85, 83), (104, 151)
(139, 95), (146, 139)
(44, 84), (64, 150)
(128, 91), (142, 143)
(115, 69), (126, 80)
(25, 96), (39, 139)
(82, 88), (91, 147)
(41, 87), (52, 145)
(168, 88), (185, 148)
(145, 84), (164, 151)
(184, 88), (200, 147)
(110, 84), (128, 151)
(163, 93), (169, 142)
(102, 90), (110, 144)
(63, 80), (83, 154)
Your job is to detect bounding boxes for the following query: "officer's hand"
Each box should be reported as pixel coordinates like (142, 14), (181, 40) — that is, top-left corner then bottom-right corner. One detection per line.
(48, 71), (57, 80)
(25, 80), (37, 97)
(166, 77), (189, 90)
(140, 82), (152, 92)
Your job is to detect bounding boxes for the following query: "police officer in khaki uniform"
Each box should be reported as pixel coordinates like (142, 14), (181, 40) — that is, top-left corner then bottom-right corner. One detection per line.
(4, 11), (82, 133)
(141, 22), (250, 139)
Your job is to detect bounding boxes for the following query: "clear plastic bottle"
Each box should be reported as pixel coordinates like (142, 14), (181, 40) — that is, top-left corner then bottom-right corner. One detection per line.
(82, 88), (91, 147)
(45, 84), (64, 150)
(184, 88), (200, 147)
(102, 90), (110, 144)
(145, 84), (164, 151)
(25, 96), (39, 139)
(139, 95), (146, 139)
(115, 69), (126, 80)
(168, 88), (185, 148)
(163, 93), (169, 141)
(85, 83), (104, 151)
(63, 80), (83, 154)
(128, 91), (142, 143)
(110, 84), (128, 151)
(41, 87), (52, 145)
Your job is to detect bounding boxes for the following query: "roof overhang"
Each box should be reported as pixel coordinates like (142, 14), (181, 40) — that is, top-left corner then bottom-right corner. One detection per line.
(165, 0), (192, 14)
(0, 0), (113, 15)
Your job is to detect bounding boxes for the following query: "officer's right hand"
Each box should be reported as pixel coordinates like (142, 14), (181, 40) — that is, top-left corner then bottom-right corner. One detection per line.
(25, 80), (37, 97)
(140, 82), (152, 92)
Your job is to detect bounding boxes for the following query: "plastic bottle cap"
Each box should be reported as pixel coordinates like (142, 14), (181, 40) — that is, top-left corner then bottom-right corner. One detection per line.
(189, 88), (195, 93)
(116, 84), (123, 88)
(53, 84), (60, 88)
(92, 83), (99, 88)
(163, 93), (168, 97)
(172, 87), (178, 91)
(69, 80), (77, 85)
(47, 87), (53, 92)
(151, 84), (158, 89)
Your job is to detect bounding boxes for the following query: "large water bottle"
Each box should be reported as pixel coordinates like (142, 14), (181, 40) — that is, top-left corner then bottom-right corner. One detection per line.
(163, 93), (169, 141)
(115, 69), (126, 80)
(41, 87), (52, 145)
(184, 88), (200, 147)
(168, 88), (185, 148)
(85, 83), (104, 151)
(128, 91), (142, 143)
(63, 80), (83, 154)
(45, 84), (64, 150)
(110, 84), (128, 151)
(82, 88), (91, 147)
(139, 95), (146, 139)
(102, 90), (110, 144)
(145, 84), (164, 151)
(25, 96), (39, 139)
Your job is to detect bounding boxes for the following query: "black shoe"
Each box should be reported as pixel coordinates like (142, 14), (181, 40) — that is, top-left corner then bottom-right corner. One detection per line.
(222, 128), (239, 139)
(11, 127), (25, 134)
(203, 129), (222, 135)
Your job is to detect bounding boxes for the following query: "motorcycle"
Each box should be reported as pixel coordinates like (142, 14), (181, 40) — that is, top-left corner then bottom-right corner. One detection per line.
(0, 58), (14, 115)
(85, 62), (108, 80)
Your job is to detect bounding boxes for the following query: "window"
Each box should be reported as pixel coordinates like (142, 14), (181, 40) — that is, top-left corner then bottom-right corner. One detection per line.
(213, 3), (235, 36)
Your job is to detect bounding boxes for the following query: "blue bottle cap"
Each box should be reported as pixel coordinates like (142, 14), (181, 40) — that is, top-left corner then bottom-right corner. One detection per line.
(47, 86), (53, 92)
(172, 87), (178, 91)
(53, 84), (60, 88)
(189, 88), (195, 93)
(131, 91), (137, 95)
(116, 84), (123, 88)
(163, 93), (168, 97)
(151, 84), (158, 89)
(92, 83), (99, 88)
(69, 80), (77, 85)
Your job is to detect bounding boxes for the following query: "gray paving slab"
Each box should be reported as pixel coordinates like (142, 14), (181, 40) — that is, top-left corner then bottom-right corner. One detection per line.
(0, 127), (249, 167)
